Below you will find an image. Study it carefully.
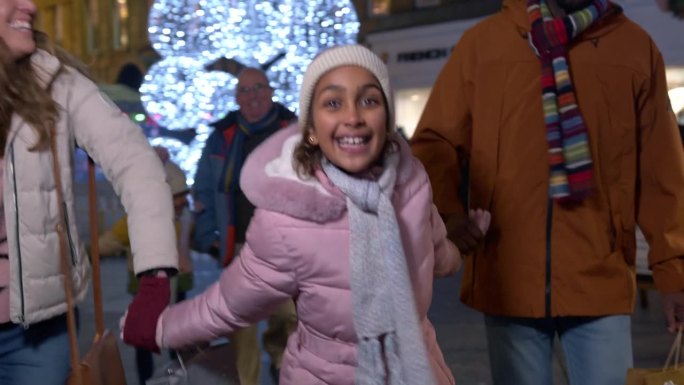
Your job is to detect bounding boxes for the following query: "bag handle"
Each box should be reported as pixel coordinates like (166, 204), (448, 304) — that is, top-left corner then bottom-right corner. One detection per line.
(50, 133), (106, 384)
(49, 131), (82, 385)
(87, 156), (105, 335)
(663, 325), (684, 371)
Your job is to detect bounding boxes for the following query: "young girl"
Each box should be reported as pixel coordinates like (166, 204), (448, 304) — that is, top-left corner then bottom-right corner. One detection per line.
(128, 44), (487, 384)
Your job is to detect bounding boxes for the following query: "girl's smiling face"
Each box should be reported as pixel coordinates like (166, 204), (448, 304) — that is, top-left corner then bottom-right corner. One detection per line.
(0, 0), (37, 60)
(308, 65), (388, 175)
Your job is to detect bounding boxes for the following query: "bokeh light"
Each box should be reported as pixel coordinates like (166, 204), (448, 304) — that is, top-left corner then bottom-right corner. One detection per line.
(144, 0), (359, 183)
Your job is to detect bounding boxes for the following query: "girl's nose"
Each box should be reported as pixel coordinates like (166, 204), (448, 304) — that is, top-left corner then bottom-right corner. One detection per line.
(344, 105), (364, 128)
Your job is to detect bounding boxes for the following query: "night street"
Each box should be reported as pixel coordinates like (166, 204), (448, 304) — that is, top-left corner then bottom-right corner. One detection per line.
(81, 251), (671, 385)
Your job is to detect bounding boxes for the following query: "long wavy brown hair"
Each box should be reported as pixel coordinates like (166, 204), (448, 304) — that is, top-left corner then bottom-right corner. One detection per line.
(0, 30), (86, 157)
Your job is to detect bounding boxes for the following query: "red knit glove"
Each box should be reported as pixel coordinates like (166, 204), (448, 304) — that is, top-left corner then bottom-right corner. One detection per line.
(123, 275), (170, 353)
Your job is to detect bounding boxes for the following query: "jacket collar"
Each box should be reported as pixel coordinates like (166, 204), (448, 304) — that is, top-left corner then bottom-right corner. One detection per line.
(30, 49), (61, 89)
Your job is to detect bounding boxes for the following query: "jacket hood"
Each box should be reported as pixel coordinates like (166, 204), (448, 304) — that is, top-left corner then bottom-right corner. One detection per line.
(240, 123), (418, 223)
(502, 0), (625, 40)
(240, 124), (346, 223)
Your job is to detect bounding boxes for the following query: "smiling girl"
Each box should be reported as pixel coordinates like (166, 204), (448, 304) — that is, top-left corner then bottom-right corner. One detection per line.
(137, 45), (488, 385)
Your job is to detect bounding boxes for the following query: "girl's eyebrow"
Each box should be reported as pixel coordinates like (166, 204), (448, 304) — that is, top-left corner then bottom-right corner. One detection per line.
(361, 84), (383, 93)
(317, 83), (382, 94)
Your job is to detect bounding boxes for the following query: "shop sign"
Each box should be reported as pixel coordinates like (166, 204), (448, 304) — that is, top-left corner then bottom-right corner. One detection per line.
(397, 47), (452, 63)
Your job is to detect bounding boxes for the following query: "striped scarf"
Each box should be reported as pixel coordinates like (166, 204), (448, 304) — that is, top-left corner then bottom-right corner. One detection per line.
(527, 0), (608, 202)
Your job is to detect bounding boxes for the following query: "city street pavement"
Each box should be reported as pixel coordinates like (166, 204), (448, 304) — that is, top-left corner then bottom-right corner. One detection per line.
(81, 252), (672, 385)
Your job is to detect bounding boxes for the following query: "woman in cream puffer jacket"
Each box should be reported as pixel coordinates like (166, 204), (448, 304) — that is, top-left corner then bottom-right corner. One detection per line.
(0, 28), (177, 385)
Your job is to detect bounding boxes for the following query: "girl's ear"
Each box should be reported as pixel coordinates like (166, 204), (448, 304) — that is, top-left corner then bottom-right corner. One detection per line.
(307, 129), (319, 146)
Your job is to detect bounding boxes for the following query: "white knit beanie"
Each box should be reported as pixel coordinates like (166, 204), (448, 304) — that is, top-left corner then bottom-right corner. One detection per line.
(298, 44), (394, 134)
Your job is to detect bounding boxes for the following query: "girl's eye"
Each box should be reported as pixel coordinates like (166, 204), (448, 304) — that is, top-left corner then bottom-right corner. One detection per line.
(361, 97), (380, 107)
(324, 99), (341, 109)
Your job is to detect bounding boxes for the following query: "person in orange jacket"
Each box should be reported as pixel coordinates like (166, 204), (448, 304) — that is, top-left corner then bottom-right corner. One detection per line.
(411, 1), (684, 384)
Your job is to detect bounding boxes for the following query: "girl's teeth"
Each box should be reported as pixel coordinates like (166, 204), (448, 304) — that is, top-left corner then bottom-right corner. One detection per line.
(338, 137), (366, 145)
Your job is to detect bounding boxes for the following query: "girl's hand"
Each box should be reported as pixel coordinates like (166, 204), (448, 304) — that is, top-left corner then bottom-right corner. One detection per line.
(469, 209), (491, 236)
(443, 214), (484, 255)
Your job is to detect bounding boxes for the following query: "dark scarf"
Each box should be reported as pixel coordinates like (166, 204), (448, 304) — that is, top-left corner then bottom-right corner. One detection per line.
(527, 0), (609, 202)
(217, 106), (279, 263)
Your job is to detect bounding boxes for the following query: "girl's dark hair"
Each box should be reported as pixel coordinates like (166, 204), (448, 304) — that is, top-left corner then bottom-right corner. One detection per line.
(0, 31), (89, 156)
(292, 136), (323, 179)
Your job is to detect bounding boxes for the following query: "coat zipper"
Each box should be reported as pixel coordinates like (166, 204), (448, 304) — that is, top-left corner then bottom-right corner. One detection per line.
(9, 143), (27, 327)
(62, 203), (77, 265)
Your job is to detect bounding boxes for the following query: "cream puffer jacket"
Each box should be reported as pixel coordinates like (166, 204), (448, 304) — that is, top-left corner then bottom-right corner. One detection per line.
(3, 50), (178, 326)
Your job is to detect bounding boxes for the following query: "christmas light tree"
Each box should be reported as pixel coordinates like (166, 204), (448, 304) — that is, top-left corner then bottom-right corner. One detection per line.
(141, 0), (360, 183)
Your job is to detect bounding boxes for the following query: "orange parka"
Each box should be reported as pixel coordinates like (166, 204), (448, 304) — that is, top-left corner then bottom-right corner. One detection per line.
(411, 0), (684, 318)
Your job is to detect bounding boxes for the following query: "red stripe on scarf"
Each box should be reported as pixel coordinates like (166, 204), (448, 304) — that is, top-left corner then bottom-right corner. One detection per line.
(549, 153), (565, 164)
(558, 93), (576, 108)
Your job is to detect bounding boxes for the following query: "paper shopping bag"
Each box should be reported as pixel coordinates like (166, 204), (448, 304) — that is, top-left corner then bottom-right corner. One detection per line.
(627, 326), (684, 385)
(68, 330), (127, 385)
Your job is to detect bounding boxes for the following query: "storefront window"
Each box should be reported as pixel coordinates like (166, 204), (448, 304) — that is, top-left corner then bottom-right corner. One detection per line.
(113, 0), (130, 49)
(395, 87), (431, 138)
(370, 0), (391, 16)
(86, 0), (98, 54)
(39, 5), (65, 45)
(415, 0), (440, 8)
(667, 67), (684, 122)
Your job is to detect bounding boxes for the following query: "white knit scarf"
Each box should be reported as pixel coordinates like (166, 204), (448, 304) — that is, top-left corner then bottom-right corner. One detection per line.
(322, 152), (435, 385)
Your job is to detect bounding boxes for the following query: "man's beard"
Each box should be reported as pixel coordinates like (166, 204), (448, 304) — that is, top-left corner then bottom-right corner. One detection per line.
(555, 0), (593, 13)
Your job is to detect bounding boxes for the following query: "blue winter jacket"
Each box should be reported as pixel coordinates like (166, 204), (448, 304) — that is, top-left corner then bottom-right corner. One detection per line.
(192, 103), (296, 259)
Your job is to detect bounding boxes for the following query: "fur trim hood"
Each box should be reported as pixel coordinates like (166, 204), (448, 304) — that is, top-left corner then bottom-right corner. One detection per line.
(239, 123), (417, 223)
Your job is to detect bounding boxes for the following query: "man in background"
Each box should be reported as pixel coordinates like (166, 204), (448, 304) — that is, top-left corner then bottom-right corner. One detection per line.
(193, 68), (297, 385)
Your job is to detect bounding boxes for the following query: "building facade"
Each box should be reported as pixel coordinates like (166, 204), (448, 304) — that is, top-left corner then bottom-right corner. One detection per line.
(355, 0), (500, 39)
(355, 0), (500, 136)
(34, 0), (502, 84)
(36, 0), (156, 84)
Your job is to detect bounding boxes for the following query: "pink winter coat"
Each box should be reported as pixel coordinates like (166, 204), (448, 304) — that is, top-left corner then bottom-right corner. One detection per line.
(160, 124), (457, 385)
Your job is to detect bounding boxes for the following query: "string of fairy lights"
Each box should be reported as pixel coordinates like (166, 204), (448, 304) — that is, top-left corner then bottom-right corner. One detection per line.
(140, 0), (360, 183)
